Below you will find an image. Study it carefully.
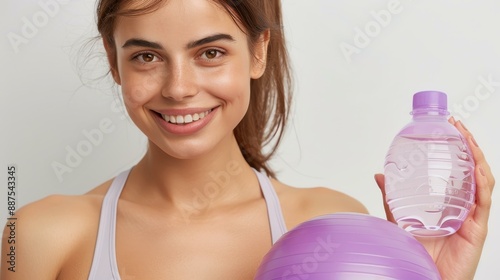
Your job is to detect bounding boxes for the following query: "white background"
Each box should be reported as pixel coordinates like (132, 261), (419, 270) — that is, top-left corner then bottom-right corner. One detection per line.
(1, 1), (499, 279)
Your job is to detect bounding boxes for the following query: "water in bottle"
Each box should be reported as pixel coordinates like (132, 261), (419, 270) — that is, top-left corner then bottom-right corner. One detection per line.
(384, 91), (475, 237)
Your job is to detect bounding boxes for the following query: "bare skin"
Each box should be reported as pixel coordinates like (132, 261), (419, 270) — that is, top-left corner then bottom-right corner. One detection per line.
(1, 0), (494, 279)
(1, 158), (367, 279)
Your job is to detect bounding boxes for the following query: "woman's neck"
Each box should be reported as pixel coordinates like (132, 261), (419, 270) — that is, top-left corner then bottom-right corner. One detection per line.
(124, 136), (260, 216)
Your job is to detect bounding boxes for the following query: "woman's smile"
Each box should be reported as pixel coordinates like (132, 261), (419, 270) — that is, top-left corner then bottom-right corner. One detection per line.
(151, 106), (220, 136)
(156, 106), (218, 125)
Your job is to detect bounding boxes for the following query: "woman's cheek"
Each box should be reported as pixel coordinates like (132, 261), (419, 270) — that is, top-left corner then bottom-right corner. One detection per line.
(203, 66), (251, 104)
(122, 76), (162, 108)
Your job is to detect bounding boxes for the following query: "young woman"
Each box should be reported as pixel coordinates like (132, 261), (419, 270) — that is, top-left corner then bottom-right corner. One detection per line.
(2, 0), (494, 279)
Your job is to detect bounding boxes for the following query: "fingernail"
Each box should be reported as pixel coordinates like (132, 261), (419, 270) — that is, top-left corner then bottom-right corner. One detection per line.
(458, 120), (469, 131)
(479, 165), (486, 176)
(449, 116), (456, 123)
(469, 136), (479, 147)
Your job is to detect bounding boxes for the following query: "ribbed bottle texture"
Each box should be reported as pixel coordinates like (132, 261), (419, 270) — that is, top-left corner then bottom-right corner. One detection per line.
(384, 91), (475, 237)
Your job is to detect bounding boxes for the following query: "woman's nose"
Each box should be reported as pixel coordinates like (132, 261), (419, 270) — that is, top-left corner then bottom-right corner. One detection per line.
(161, 60), (198, 101)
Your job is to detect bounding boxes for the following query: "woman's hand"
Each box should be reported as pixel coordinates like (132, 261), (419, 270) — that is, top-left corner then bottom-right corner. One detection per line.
(375, 117), (495, 280)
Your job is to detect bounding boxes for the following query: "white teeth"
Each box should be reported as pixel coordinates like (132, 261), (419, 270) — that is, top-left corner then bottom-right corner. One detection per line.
(162, 109), (212, 124)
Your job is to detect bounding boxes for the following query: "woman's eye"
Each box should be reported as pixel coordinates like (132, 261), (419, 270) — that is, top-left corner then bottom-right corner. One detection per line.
(201, 49), (223, 60)
(134, 53), (160, 63)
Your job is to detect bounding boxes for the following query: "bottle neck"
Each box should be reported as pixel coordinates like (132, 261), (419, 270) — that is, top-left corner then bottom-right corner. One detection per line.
(411, 108), (449, 120)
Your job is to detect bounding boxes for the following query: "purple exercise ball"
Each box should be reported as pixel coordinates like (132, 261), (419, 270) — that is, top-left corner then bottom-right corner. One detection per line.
(255, 213), (441, 280)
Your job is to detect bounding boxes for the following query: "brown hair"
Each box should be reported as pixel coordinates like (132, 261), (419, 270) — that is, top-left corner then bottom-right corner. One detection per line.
(96, 0), (292, 178)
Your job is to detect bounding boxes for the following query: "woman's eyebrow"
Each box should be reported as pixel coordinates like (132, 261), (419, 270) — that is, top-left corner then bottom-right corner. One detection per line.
(121, 33), (235, 50)
(122, 39), (163, 49)
(186, 33), (235, 49)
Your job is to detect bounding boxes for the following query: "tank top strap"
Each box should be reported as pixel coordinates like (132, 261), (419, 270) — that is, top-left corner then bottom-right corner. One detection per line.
(88, 167), (287, 279)
(87, 169), (130, 280)
(253, 169), (288, 244)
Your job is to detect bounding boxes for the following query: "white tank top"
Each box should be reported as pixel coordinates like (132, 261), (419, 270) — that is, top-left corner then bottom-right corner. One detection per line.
(88, 168), (287, 279)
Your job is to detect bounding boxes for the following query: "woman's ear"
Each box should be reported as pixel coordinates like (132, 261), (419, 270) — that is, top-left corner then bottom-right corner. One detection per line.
(250, 29), (270, 79)
(103, 38), (121, 85)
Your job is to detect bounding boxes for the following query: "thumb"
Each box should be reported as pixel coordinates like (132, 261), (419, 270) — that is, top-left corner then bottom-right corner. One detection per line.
(374, 173), (396, 223)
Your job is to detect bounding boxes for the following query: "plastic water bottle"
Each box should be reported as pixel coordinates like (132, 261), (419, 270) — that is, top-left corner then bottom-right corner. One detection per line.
(384, 91), (475, 237)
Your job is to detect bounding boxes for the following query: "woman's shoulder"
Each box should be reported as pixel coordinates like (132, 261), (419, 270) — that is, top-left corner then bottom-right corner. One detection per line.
(12, 192), (104, 227)
(11, 178), (115, 237)
(4, 192), (104, 242)
(1, 180), (112, 279)
(272, 179), (369, 230)
(13, 178), (113, 227)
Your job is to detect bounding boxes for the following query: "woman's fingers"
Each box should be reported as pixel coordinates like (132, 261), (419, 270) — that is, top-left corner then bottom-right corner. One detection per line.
(473, 164), (493, 224)
(457, 121), (495, 189)
(450, 117), (495, 226)
(448, 116), (457, 125)
(455, 120), (495, 191)
(374, 174), (396, 223)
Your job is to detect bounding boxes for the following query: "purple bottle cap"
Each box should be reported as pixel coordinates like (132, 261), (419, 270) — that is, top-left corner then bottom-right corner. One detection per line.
(412, 91), (447, 111)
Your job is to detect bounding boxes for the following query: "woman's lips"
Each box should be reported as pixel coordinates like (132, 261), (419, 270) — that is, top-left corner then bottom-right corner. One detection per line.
(160, 108), (213, 124)
(152, 106), (219, 135)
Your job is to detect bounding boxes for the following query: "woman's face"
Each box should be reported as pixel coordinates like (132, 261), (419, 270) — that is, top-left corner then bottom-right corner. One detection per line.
(109, 0), (268, 159)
